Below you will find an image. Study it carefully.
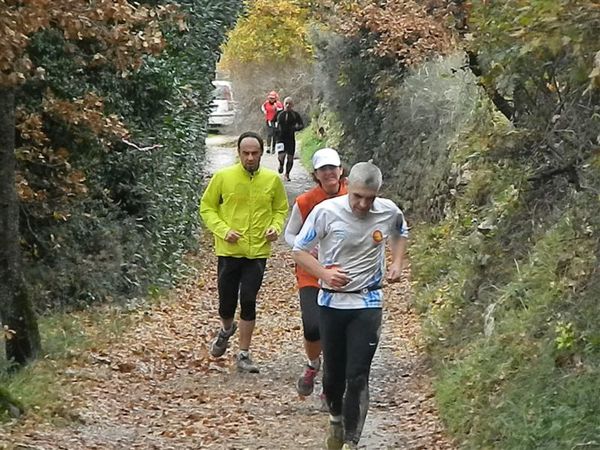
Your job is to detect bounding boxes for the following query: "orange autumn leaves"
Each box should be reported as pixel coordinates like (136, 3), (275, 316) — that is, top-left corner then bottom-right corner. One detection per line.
(319, 0), (459, 65)
(1, 1), (177, 206)
(15, 92), (127, 205)
(0, 0), (174, 86)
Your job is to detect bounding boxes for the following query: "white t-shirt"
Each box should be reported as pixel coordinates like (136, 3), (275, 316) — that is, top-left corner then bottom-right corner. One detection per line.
(284, 203), (304, 247)
(293, 194), (408, 309)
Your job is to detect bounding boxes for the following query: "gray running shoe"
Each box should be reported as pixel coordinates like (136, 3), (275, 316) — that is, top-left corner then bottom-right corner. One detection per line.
(296, 364), (319, 396)
(237, 353), (260, 373)
(325, 420), (343, 450)
(209, 322), (237, 357)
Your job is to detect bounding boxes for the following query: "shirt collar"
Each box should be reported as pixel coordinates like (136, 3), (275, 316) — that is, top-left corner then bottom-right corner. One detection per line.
(236, 162), (261, 177)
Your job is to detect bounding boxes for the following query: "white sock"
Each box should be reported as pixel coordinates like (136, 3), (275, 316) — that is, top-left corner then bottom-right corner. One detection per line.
(308, 358), (321, 370)
(329, 414), (342, 423)
(239, 350), (249, 358)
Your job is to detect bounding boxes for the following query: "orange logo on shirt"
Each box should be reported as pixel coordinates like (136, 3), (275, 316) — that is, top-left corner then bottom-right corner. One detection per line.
(372, 230), (383, 243)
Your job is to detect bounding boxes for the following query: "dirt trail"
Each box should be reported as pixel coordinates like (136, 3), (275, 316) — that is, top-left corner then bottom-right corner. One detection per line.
(1, 138), (454, 449)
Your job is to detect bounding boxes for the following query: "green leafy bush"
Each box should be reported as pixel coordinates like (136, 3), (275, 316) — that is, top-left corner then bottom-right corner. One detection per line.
(16, 0), (242, 311)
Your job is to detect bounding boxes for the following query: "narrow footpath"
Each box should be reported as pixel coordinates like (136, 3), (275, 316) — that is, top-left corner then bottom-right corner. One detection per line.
(2, 137), (455, 449)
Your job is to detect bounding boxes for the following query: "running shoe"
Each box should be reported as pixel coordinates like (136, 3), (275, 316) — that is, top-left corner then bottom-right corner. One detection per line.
(296, 364), (319, 396)
(325, 420), (344, 450)
(237, 353), (260, 373)
(209, 322), (237, 357)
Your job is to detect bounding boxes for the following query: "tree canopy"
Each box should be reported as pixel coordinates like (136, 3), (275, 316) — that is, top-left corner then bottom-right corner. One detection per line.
(220, 0), (312, 70)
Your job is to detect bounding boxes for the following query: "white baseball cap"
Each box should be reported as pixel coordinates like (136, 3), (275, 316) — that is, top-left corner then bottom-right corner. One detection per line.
(312, 148), (341, 169)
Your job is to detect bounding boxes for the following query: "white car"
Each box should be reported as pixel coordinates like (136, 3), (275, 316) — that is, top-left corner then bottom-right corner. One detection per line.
(208, 80), (236, 130)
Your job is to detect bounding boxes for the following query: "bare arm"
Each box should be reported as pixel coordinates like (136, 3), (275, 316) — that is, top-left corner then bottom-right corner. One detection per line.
(386, 236), (407, 282)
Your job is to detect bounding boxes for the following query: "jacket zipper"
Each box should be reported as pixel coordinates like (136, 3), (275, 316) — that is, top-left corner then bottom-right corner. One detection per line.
(248, 171), (254, 252)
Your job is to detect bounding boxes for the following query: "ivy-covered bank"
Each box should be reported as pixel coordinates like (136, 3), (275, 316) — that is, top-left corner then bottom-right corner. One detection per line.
(1, 0), (243, 417)
(16, 0), (242, 311)
(309, 1), (600, 447)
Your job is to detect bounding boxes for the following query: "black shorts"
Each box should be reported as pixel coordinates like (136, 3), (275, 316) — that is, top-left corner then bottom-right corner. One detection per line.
(217, 256), (267, 321)
(299, 286), (320, 342)
(278, 137), (296, 155)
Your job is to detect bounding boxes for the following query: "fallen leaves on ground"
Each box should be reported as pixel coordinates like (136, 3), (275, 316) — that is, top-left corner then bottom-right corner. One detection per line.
(1, 145), (455, 449)
(1, 240), (454, 449)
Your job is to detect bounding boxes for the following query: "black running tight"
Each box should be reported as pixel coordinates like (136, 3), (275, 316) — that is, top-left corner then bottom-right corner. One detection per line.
(319, 306), (382, 444)
(217, 256), (266, 321)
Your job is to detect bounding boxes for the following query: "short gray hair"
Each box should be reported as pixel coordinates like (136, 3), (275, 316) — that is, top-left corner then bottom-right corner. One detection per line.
(348, 161), (382, 191)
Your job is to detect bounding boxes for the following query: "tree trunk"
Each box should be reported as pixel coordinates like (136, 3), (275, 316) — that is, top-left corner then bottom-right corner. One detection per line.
(0, 86), (41, 366)
(467, 51), (515, 121)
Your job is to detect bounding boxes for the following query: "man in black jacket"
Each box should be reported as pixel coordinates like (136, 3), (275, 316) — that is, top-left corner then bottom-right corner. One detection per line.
(276, 97), (304, 181)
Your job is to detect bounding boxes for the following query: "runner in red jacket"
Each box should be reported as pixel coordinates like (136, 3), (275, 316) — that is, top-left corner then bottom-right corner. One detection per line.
(261, 91), (283, 154)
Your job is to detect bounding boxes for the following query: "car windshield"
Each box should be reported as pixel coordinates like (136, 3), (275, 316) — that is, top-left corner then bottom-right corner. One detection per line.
(213, 85), (232, 101)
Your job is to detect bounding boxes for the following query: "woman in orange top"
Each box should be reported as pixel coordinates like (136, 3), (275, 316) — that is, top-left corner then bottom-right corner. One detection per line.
(284, 148), (347, 397)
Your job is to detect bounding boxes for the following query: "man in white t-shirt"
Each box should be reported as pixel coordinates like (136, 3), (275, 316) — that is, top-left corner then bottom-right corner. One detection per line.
(292, 161), (408, 450)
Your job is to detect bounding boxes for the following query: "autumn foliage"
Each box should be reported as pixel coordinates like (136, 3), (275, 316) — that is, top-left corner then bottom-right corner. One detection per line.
(317, 0), (459, 65)
(218, 0), (314, 132)
(0, 0), (170, 85)
(220, 0), (311, 70)
(1, 0), (175, 209)
(0, 0), (241, 317)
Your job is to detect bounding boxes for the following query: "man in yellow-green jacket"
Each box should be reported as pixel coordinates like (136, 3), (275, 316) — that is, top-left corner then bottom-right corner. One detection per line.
(200, 131), (288, 373)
